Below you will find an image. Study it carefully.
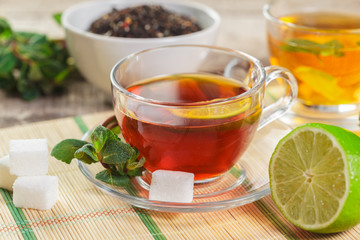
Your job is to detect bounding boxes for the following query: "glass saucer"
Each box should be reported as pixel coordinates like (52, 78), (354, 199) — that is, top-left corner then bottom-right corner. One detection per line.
(264, 85), (360, 131)
(281, 106), (360, 132)
(78, 120), (292, 213)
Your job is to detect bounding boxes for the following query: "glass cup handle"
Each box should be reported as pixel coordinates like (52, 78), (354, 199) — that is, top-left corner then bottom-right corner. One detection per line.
(258, 66), (298, 129)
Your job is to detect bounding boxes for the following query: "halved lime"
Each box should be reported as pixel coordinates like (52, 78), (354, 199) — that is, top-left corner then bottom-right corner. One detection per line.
(170, 99), (251, 120)
(269, 123), (360, 233)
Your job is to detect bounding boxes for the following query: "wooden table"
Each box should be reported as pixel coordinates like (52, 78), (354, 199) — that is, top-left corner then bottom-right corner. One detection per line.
(0, 0), (268, 128)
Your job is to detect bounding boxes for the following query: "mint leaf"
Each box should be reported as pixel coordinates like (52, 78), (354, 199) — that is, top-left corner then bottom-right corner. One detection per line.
(54, 68), (71, 84)
(0, 72), (16, 91)
(111, 126), (121, 135)
(51, 139), (88, 164)
(90, 125), (120, 153)
(320, 40), (345, 57)
(102, 139), (136, 164)
(0, 17), (76, 100)
(74, 143), (98, 164)
(91, 125), (110, 152)
(281, 39), (345, 57)
(21, 87), (40, 101)
(127, 167), (144, 177)
(53, 13), (62, 26)
(0, 46), (17, 74)
(28, 63), (43, 80)
(280, 39), (320, 54)
(39, 59), (65, 79)
(127, 147), (140, 164)
(28, 33), (47, 45)
(52, 123), (146, 187)
(95, 170), (130, 186)
(107, 126), (121, 141)
(17, 41), (52, 61)
(127, 157), (145, 170)
(116, 163), (126, 175)
(126, 156), (145, 177)
(0, 18), (12, 39)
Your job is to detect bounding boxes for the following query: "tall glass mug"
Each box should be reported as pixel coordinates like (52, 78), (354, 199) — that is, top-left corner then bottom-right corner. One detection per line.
(111, 45), (297, 182)
(264, 0), (360, 114)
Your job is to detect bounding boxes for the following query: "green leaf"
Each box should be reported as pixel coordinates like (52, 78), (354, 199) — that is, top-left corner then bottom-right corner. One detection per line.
(320, 40), (345, 57)
(102, 139), (136, 165)
(0, 17), (76, 100)
(107, 127), (121, 140)
(51, 139), (89, 164)
(0, 72), (16, 91)
(51, 123), (146, 186)
(281, 39), (319, 54)
(17, 41), (52, 61)
(280, 39), (345, 58)
(95, 170), (130, 186)
(54, 68), (70, 84)
(90, 125), (120, 153)
(21, 87), (40, 101)
(127, 157), (145, 170)
(116, 163), (126, 175)
(126, 156), (145, 177)
(53, 13), (62, 26)
(16, 63), (29, 93)
(91, 125), (111, 153)
(127, 167), (144, 177)
(28, 63), (43, 80)
(39, 59), (65, 78)
(0, 46), (16, 74)
(111, 126), (121, 135)
(17, 63), (29, 92)
(37, 78), (53, 95)
(15, 31), (41, 41)
(127, 147), (140, 165)
(74, 143), (98, 164)
(28, 33), (47, 45)
(0, 18), (13, 39)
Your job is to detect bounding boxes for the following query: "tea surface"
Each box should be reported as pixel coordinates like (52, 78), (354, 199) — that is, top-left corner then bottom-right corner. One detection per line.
(281, 12), (360, 30)
(126, 73), (247, 103)
(117, 74), (261, 180)
(268, 12), (360, 105)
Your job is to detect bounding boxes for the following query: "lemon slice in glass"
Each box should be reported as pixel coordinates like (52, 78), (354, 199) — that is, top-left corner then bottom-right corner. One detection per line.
(170, 98), (251, 119)
(269, 123), (360, 233)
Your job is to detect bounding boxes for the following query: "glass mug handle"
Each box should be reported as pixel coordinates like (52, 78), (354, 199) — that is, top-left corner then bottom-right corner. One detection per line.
(258, 66), (298, 128)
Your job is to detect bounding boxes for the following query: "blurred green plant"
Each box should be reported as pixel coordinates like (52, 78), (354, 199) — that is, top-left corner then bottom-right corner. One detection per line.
(0, 16), (76, 100)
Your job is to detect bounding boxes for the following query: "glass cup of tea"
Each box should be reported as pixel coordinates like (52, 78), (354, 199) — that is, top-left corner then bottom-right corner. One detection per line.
(110, 45), (297, 182)
(264, 0), (360, 115)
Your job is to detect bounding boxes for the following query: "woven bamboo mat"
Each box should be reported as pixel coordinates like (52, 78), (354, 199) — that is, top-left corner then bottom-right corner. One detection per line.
(0, 110), (359, 240)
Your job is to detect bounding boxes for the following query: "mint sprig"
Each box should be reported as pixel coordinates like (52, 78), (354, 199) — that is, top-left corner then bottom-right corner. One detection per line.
(280, 39), (345, 58)
(0, 17), (76, 100)
(51, 125), (145, 187)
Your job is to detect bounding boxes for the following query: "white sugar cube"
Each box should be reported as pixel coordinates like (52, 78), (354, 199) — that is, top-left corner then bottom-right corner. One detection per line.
(0, 155), (17, 191)
(13, 176), (58, 210)
(9, 139), (48, 176)
(149, 170), (194, 203)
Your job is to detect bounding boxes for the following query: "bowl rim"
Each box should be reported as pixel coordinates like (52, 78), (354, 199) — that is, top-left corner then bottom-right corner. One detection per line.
(61, 0), (221, 42)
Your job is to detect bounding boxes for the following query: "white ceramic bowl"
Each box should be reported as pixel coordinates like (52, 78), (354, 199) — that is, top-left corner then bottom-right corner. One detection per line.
(62, 0), (221, 95)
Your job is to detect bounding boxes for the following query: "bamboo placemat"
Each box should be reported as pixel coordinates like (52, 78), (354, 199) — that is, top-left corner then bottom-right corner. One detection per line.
(0, 111), (359, 240)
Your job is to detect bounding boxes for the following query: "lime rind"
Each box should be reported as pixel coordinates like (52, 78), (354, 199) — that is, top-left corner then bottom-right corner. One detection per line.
(269, 123), (360, 233)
